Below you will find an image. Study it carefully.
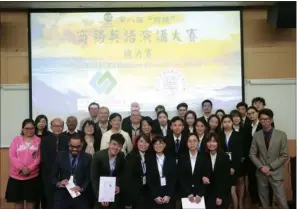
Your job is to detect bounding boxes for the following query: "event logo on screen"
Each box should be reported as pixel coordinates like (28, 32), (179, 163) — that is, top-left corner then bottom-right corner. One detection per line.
(90, 71), (117, 94)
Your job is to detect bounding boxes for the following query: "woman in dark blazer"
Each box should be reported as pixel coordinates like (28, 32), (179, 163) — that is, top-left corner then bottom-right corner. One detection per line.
(194, 118), (209, 155)
(199, 132), (231, 209)
(183, 110), (197, 137)
(151, 111), (172, 137)
(178, 134), (205, 204)
(220, 115), (243, 209)
(230, 110), (252, 209)
(207, 115), (221, 134)
(81, 120), (101, 209)
(147, 135), (176, 209)
(123, 134), (152, 209)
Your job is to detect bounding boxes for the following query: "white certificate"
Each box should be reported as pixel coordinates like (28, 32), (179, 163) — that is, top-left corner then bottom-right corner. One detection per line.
(181, 197), (206, 209)
(98, 177), (116, 203)
(66, 176), (81, 198)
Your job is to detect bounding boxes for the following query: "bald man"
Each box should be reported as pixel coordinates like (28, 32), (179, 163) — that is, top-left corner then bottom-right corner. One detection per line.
(40, 118), (69, 209)
(63, 116), (81, 139)
(121, 102), (152, 132)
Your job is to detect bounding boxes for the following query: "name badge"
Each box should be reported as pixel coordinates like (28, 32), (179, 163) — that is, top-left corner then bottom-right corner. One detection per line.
(226, 152), (232, 160)
(160, 177), (166, 186)
(176, 159), (179, 164)
(142, 176), (146, 185)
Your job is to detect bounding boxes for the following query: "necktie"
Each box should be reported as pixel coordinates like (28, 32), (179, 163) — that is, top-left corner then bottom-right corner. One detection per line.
(175, 138), (180, 153)
(71, 156), (77, 173)
(141, 157), (146, 174)
(56, 136), (59, 152)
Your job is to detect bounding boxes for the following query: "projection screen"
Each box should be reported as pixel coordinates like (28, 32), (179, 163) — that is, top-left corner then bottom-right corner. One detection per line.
(29, 10), (243, 122)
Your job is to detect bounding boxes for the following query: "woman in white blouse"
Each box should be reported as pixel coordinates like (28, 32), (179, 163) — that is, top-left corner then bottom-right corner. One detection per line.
(100, 113), (133, 155)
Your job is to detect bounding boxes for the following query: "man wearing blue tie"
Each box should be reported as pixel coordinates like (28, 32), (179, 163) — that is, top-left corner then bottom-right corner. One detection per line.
(51, 134), (92, 209)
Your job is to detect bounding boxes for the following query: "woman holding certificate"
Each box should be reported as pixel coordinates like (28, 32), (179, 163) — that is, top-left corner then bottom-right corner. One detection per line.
(199, 132), (231, 209)
(147, 135), (176, 209)
(123, 134), (151, 209)
(178, 133), (205, 204)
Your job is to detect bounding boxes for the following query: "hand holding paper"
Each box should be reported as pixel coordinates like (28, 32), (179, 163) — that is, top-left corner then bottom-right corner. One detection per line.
(66, 176), (81, 198)
(181, 196), (205, 209)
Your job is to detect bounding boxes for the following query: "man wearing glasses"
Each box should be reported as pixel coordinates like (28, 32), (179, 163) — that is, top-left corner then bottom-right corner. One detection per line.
(249, 108), (289, 209)
(52, 134), (92, 209)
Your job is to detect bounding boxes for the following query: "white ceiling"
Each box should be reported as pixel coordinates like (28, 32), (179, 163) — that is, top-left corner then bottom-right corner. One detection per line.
(0, 1), (275, 9)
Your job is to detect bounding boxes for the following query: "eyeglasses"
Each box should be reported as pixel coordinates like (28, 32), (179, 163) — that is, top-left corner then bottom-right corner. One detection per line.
(260, 118), (271, 122)
(153, 142), (165, 147)
(24, 127), (34, 130)
(70, 144), (82, 149)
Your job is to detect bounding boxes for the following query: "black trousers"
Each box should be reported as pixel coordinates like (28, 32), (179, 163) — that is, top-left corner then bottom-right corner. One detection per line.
(247, 159), (273, 206)
(53, 190), (88, 209)
(205, 194), (230, 209)
(133, 186), (152, 209)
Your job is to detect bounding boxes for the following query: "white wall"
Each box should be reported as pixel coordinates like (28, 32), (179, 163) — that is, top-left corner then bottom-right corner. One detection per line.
(1, 78), (296, 147)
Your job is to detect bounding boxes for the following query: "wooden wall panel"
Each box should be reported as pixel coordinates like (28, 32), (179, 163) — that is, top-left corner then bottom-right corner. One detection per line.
(0, 12), (29, 84)
(243, 9), (296, 79)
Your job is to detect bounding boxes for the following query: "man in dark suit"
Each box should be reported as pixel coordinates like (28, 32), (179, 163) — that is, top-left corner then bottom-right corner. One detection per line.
(198, 99), (213, 123)
(40, 118), (69, 209)
(176, 102), (188, 120)
(63, 116), (81, 140)
(236, 101), (252, 126)
(122, 110), (142, 140)
(91, 133), (126, 209)
(152, 105), (166, 125)
(52, 134), (92, 209)
(97, 106), (111, 136)
(165, 116), (187, 161)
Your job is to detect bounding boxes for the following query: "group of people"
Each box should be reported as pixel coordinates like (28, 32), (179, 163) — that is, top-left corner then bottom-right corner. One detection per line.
(5, 97), (290, 209)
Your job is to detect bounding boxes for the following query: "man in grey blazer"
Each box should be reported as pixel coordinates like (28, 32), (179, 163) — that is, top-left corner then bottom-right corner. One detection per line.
(250, 108), (289, 209)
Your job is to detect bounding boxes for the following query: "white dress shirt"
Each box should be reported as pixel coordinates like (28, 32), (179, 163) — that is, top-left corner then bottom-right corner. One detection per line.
(210, 153), (217, 170)
(156, 154), (165, 177)
(161, 125), (167, 136)
(100, 130), (133, 155)
(98, 122), (108, 134)
(225, 131), (232, 148)
(189, 151), (198, 174)
(233, 125), (240, 132)
(189, 127), (194, 133)
(251, 120), (259, 136)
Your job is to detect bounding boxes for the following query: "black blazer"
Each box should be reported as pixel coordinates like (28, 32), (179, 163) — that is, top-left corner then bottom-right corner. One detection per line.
(246, 122), (263, 151)
(51, 151), (92, 192)
(178, 152), (205, 197)
(95, 122), (112, 138)
(123, 150), (148, 206)
(91, 149), (125, 197)
(40, 133), (69, 183)
(199, 151), (231, 199)
(151, 121), (172, 137)
(146, 154), (176, 199)
(165, 133), (188, 159)
(243, 117), (252, 127)
(219, 131), (242, 171)
(236, 125), (253, 160)
(81, 135), (102, 153)
(198, 135), (208, 155)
